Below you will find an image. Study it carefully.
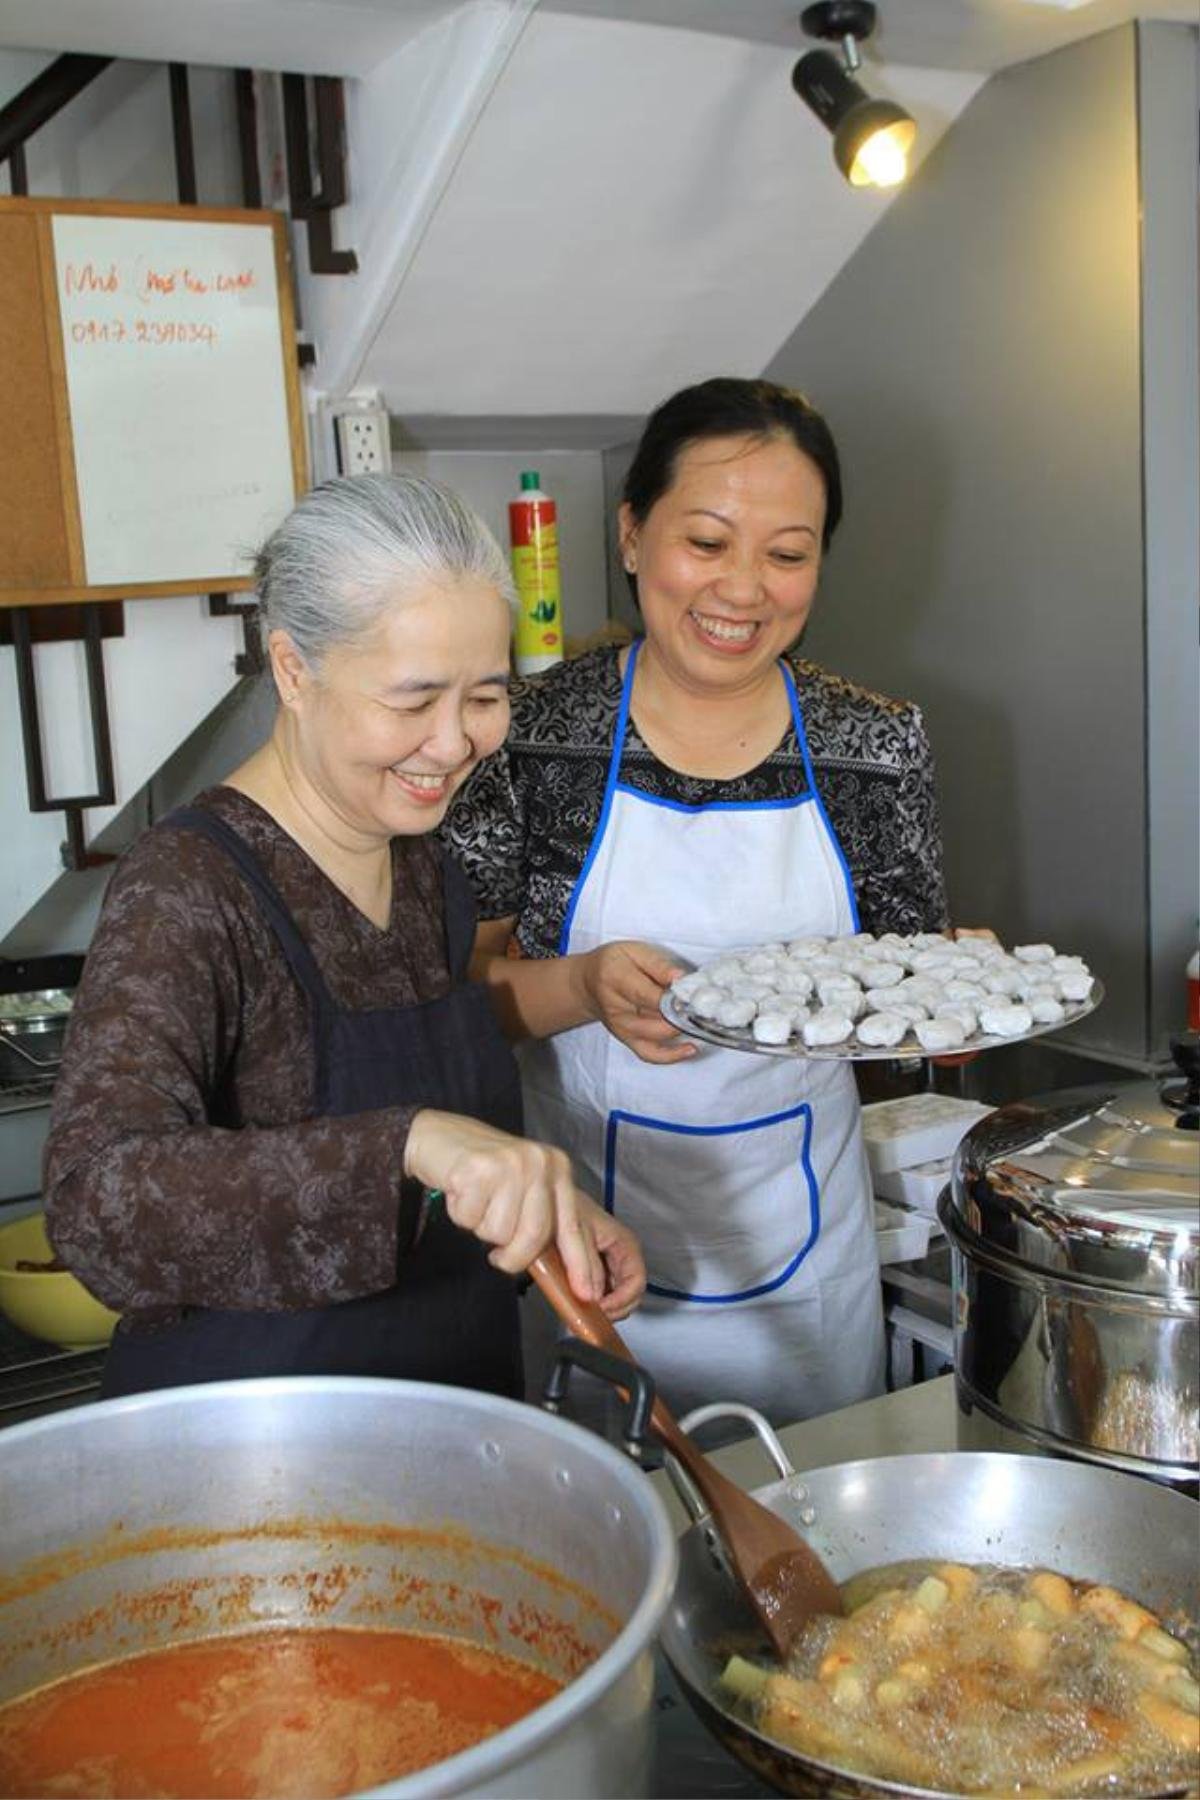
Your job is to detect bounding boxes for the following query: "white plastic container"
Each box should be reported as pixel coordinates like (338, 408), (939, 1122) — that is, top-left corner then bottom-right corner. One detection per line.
(874, 1200), (936, 1264)
(860, 1094), (994, 1177)
(874, 1155), (956, 1214)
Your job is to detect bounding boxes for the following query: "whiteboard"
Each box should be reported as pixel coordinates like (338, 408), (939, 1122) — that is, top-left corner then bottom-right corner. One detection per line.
(51, 212), (300, 587)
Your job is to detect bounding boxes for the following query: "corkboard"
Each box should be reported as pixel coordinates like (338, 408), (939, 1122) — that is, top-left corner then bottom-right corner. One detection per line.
(0, 212), (80, 592)
(0, 198), (309, 609)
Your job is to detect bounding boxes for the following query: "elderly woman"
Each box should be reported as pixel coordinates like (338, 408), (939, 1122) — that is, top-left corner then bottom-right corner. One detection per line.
(44, 473), (643, 1400)
(443, 377), (949, 1426)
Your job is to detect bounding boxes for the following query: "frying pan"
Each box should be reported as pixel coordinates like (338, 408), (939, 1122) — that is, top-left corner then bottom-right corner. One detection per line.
(658, 1405), (1200, 1799)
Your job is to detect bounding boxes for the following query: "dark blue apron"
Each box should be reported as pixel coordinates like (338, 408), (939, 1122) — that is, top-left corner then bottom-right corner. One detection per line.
(100, 806), (524, 1401)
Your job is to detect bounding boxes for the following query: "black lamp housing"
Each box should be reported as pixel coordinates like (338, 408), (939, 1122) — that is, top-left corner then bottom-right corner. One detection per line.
(792, 1), (917, 189)
(791, 50), (915, 186)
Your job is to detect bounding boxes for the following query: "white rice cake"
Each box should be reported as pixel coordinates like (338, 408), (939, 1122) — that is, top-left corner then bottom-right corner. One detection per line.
(856, 1011), (909, 1049)
(669, 932), (1095, 1058)
(803, 1008), (854, 1047)
(978, 1001), (1034, 1037)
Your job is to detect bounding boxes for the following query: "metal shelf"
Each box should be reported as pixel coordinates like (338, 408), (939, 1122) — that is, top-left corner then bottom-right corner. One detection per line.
(0, 1079), (54, 1117)
(0, 1319), (103, 1427)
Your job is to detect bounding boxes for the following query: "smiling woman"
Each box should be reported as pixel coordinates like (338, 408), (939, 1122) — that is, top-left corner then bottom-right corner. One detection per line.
(443, 378), (950, 1431)
(42, 473), (645, 1402)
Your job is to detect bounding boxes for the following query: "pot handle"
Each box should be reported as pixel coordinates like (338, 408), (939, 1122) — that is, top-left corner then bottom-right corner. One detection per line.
(541, 1335), (658, 1463)
(666, 1403), (797, 1526)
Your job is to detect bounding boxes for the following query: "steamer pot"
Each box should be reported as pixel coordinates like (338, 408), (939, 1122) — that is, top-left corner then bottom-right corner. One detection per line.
(659, 1408), (1200, 1799)
(0, 1376), (677, 1798)
(938, 1035), (1200, 1491)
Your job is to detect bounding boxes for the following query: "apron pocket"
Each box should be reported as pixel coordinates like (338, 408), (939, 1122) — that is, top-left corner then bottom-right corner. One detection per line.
(604, 1100), (820, 1303)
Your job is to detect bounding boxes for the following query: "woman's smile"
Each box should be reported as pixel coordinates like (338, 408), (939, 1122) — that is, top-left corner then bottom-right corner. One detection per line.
(687, 608), (761, 651)
(387, 765), (457, 806)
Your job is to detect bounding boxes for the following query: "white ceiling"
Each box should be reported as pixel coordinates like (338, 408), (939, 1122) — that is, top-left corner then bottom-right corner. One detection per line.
(3, 0), (1191, 437)
(355, 9), (984, 421)
(0, 0), (1193, 77)
(0, 1), (455, 78)
(549, 0), (1197, 70)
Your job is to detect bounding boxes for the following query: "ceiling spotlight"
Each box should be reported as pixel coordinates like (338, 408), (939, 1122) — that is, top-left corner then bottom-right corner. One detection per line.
(792, 0), (916, 190)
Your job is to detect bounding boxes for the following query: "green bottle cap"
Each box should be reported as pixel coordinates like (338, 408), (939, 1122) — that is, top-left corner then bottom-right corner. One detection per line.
(520, 471), (541, 491)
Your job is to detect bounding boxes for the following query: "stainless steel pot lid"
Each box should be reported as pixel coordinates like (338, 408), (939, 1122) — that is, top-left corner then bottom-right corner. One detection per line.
(945, 1033), (1200, 1299)
(0, 989), (75, 1035)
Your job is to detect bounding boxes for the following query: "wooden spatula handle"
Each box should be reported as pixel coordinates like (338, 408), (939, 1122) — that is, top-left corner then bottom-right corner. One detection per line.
(530, 1247), (844, 1648)
(529, 1248), (736, 1489)
(529, 1246), (629, 1359)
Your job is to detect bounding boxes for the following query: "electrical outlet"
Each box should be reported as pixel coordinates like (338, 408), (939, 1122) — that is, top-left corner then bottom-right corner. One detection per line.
(335, 407), (391, 475)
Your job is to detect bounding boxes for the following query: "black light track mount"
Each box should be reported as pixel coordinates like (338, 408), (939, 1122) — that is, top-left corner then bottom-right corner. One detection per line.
(800, 1), (878, 70)
(802, 0), (878, 36)
(802, 1), (877, 41)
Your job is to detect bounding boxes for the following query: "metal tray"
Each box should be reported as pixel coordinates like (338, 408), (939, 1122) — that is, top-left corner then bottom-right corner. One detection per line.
(660, 980), (1104, 1061)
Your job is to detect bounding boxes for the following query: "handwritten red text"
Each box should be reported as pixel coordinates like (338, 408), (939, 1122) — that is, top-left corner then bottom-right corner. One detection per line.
(70, 317), (218, 349)
(63, 262), (120, 296)
(135, 265), (258, 302)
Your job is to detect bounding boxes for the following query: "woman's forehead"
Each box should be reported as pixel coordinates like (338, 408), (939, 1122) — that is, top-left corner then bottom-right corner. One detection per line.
(671, 432), (817, 485)
(661, 434), (826, 517)
(337, 577), (510, 675)
(375, 568), (507, 614)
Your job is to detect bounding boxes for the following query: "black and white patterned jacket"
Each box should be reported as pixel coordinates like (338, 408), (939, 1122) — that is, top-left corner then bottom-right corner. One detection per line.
(442, 644), (947, 955)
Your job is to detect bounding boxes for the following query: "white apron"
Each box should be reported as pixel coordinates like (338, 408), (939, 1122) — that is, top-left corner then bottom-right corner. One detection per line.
(520, 642), (886, 1426)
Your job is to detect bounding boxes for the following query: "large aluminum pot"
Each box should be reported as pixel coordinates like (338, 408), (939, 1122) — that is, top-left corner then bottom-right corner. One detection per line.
(938, 1051), (1199, 1491)
(0, 1376), (678, 1798)
(659, 1407), (1200, 1799)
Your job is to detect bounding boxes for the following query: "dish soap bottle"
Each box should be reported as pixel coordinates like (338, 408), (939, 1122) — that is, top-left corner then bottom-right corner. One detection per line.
(509, 471), (564, 675)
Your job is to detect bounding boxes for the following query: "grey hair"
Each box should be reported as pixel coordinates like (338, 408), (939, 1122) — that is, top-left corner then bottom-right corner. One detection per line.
(254, 472), (514, 669)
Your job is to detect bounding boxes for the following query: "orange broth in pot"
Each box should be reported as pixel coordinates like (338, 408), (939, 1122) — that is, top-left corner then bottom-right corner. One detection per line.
(0, 1624), (562, 1799)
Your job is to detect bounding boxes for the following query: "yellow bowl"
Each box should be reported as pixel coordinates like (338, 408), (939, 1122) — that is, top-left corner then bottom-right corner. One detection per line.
(0, 1213), (120, 1349)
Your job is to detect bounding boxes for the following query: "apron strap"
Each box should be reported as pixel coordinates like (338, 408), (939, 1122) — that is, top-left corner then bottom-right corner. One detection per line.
(439, 849), (481, 985)
(165, 805), (336, 1019)
(557, 640), (639, 956)
(781, 666), (861, 932)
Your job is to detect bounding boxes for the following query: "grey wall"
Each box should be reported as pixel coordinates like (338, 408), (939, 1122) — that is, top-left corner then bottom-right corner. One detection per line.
(601, 439), (638, 631)
(1138, 25), (1200, 1055)
(767, 23), (1195, 1068)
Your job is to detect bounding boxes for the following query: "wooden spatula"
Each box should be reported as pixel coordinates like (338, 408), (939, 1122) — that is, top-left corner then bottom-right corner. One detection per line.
(530, 1247), (844, 1658)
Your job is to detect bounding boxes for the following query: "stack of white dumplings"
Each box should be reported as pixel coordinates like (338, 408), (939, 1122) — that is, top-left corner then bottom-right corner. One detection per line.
(668, 932), (1095, 1054)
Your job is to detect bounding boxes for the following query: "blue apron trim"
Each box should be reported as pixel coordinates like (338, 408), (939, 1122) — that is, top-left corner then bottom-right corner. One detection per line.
(561, 642), (859, 946)
(612, 784), (816, 816)
(557, 639), (641, 956)
(603, 1101), (821, 1305)
(783, 664), (861, 931)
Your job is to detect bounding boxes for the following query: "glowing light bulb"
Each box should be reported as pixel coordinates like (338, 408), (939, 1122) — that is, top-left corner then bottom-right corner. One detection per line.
(849, 120), (914, 188)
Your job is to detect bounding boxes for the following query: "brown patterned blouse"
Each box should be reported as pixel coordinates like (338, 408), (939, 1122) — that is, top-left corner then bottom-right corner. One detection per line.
(44, 787), (452, 1333)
